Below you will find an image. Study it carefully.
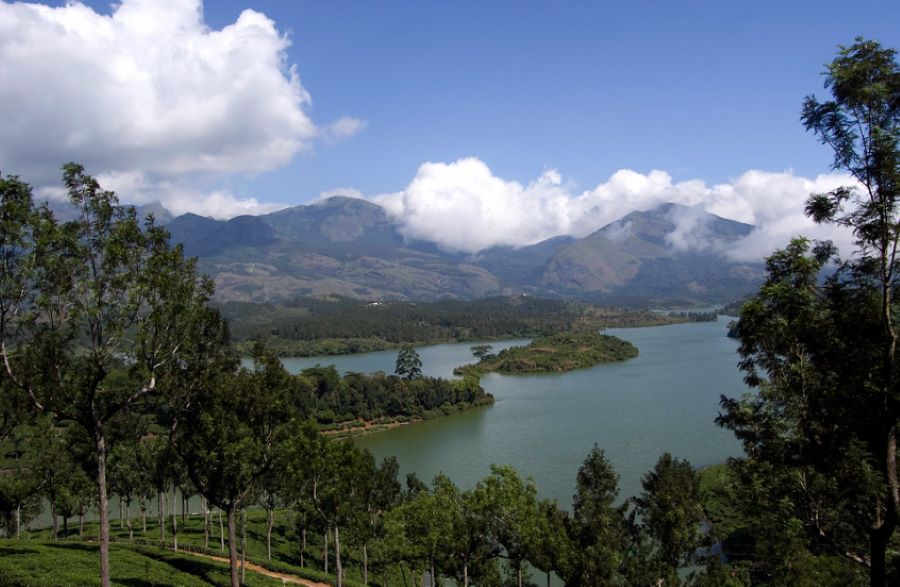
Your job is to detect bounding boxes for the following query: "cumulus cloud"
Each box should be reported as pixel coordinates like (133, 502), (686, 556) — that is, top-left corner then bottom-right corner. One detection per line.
(374, 157), (857, 260)
(322, 117), (367, 143)
(0, 0), (354, 217)
(94, 170), (286, 219)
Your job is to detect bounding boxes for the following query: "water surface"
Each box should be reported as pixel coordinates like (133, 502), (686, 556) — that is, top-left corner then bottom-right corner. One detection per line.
(282, 317), (745, 506)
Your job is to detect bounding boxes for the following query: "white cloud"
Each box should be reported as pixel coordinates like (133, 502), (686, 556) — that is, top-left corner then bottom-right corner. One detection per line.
(322, 117), (367, 143)
(374, 157), (857, 260)
(318, 187), (364, 200)
(95, 170), (285, 219)
(0, 0), (361, 218)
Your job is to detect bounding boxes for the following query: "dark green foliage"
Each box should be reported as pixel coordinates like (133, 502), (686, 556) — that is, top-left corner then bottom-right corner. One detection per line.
(221, 295), (689, 356)
(394, 344), (422, 380)
(716, 39), (900, 587)
(458, 332), (638, 375)
(629, 453), (705, 581)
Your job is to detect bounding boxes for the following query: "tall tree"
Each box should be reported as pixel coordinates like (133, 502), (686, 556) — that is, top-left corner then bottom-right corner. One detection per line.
(394, 344), (422, 380)
(629, 453), (704, 584)
(172, 344), (295, 587)
(0, 165), (214, 587)
(719, 39), (900, 586)
(563, 446), (626, 586)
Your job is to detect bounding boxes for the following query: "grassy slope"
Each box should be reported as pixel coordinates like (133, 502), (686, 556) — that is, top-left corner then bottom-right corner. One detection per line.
(0, 541), (282, 587)
(8, 508), (367, 587)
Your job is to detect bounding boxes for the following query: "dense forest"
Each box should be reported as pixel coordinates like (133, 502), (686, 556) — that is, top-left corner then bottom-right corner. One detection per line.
(218, 296), (692, 356)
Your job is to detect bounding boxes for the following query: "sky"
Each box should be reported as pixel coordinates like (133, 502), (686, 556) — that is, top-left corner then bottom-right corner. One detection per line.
(1, 0), (898, 257)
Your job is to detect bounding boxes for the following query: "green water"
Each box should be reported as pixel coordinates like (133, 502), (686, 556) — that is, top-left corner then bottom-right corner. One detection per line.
(282, 316), (745, 507)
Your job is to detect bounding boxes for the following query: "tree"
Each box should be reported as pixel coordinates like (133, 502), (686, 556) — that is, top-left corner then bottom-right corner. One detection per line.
(394, 344), (422, 380)
(719, 39), (900, 586)
(629, 453), (704, 584)
(473, 465), (542, 587)
(172, 344), (295, 587)
(0, 165), (214, 587)
(563, 446), (626, 586)
(470, 344), (495, 362)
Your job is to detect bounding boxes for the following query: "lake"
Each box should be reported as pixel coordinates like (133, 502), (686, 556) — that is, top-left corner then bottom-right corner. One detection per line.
(281, 316), (745, 507)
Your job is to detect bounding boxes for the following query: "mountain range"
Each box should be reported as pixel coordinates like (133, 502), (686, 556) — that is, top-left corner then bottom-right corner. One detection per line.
(155, 196), (766, 304)
(48, 195), (765, 304)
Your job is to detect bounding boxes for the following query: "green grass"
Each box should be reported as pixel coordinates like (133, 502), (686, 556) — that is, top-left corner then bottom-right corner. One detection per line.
(0, 540), (282, 586)
(17, 507), (371, 587)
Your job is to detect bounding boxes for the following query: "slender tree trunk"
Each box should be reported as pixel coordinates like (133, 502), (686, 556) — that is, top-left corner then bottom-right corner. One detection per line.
(266, 506), (273, 560)
(300, 527), (306, 567)
(182, 492), (187, 524)
(158, 492), (165, 545)
(363, 542), (368, 586)
(96, 431), (111, 587)
(141, 497), (147, 534)
(219, 509), (225, 552)
(171, 485), (178, 552)
(204, 503), (209, 550)
(335, 525), (343, 587)
(518, 565), (523, 587)
(51, 501), (58, 540)
(324, 528), (329, 575)
(241, 509), (247, 585)
(464, 564), (468, 587)
(227, 507), (240, 587)
(79, 505), (85, 538)
(399, 564), (408, 587)
(119, 495), (123, 529)
(63, 515), (68, 539)
(14, 505), (20, 539)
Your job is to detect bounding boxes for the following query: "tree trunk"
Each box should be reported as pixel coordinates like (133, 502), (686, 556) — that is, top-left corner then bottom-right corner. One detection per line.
(227, 507), (240, 587)
(266, 506), (273, 560)
(141, 497), (147, 534)
(204, 503), (209, 550)
(119, 495), (123, 529)
(324, 528), (329, 575)
(182, 491), (187, 524)
(363, 543), (368, 586)
(63, 515), (68, 539)
(51, 501), (58, 540)
(241, 509), (247, 585)
(335, 525), (343, 587)
(158, 492), (165, 546)
(518, 565), (523, 587)
(14, 505), (20, 539)
(219, 508), (225, 552)
(171, 485), (178, 551)
(79, 505), (85, 538)
(96, 431), (111, 587)
(300, 527), (306, 567)
(464, 564), (468, 587)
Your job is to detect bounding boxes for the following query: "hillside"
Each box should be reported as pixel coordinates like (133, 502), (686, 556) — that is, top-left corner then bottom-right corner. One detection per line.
(156, 197), (764, 304)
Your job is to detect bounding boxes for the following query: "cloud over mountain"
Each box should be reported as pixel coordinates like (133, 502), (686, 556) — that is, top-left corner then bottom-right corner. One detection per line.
(376, 157), (856, 259)
(0, 0), (335, 215)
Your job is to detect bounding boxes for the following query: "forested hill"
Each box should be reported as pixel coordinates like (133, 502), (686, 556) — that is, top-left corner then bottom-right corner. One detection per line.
(219, 296), (693, 356)
(157, 198), (764, 305)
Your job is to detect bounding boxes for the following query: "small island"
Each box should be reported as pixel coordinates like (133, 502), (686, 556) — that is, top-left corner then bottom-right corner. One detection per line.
(455, 332), (639, 375)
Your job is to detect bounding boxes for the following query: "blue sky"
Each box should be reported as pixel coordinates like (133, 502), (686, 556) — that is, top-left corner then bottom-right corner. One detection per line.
(1, 0), (898, 254)
(209, 0), (900, 199)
